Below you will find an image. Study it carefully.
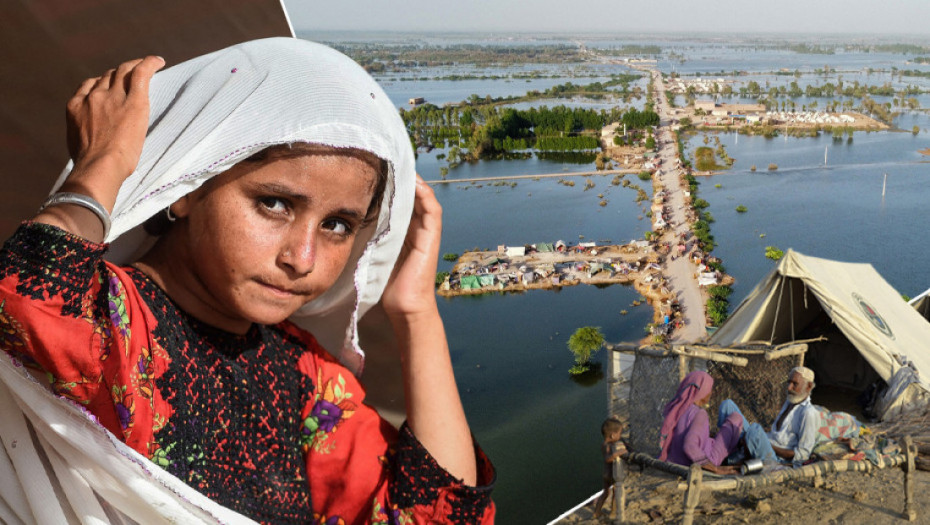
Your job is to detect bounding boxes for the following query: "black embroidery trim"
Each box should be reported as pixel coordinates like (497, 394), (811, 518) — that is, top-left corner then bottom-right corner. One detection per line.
(0, 222), (107, 318)
(390, 424), (495, 523)
(131, 269), (316, 525)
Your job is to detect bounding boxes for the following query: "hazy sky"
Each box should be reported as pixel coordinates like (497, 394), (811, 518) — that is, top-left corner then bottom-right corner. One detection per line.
(284, 0), (930, 37)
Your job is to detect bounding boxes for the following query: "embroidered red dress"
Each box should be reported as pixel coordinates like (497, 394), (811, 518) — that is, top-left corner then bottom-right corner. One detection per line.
(0, 223), (495, 525)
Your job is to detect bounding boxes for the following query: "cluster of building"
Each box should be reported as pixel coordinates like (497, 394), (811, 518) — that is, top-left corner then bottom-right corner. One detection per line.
(694, 100), (767, 120)
(765, 110), (856, 125)
(693, 101), (862, 128)
(438, 241), (658, 295)
(665, 77), (733, 94)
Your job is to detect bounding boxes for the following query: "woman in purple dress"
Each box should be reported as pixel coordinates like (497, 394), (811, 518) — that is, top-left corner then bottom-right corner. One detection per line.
(658, 370), (742, 474)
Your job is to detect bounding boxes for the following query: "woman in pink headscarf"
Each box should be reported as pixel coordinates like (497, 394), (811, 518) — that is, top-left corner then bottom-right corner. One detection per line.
(658, 371), (742, 474)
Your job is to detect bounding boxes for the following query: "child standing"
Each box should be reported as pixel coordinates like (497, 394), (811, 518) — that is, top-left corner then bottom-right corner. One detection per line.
(593, 417), (627, 518)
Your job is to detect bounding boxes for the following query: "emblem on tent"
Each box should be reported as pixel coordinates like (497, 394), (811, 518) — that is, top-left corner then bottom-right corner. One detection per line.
(852, 292), (894, 339)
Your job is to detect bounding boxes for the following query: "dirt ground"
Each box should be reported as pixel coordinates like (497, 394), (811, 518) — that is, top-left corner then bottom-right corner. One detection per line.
(560, 466), (930, 524)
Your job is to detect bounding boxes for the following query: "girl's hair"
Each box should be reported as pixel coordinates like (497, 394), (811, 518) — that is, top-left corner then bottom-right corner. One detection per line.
(601, 417), (624, 437)
(144, 143), (389, 236)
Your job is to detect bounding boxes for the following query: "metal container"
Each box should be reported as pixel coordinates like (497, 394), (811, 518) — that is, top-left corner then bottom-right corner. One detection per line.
(740, 458), (764, 475)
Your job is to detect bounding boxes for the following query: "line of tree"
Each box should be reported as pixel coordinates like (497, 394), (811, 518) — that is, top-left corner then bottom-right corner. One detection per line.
(402, 101), (660, 159)
(737, 80), (908, 99)
(535, 136), (599, 151)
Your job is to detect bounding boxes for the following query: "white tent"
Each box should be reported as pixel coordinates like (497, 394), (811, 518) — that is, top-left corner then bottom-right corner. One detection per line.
(908, 287), (930, 321)
(709, 250), (930, 419)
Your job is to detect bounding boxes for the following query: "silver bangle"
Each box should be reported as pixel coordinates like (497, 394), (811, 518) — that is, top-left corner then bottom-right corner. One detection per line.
(39, 192), (112, 240)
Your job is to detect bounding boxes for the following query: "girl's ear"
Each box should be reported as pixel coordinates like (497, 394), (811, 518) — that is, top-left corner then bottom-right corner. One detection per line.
(170, 192), (196, 219)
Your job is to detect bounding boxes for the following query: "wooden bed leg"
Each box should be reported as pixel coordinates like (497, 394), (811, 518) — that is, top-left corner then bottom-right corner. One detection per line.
(903, 435), (917, 521)
(612, 458), (627, 524)
(682, 463), (703, 525)
(812, 471), (824, 488)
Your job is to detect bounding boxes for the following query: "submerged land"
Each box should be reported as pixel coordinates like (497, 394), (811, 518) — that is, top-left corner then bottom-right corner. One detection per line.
(343, 34), (930, 523)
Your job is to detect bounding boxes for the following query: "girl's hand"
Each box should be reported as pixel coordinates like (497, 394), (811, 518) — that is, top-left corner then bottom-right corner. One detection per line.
(381, 176), (478, 485)
(37, 56), (164, 241)
(63, 55), (165, 206)
(382, 176), (442, 320)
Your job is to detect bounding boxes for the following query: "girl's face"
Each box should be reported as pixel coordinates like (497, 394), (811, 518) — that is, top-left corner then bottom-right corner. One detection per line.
(168, 150), (378, 333)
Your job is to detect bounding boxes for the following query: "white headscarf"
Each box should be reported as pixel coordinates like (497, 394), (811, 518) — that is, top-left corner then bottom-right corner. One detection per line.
(51, 37), (416, 374)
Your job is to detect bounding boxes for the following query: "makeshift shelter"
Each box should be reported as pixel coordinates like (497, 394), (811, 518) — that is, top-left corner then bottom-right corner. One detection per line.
(477, 274), (497, 287)
(697, 272), (718, 286)
(536, 242), (554, 253)
(459, 275), (481, 290)
(709, 250), (930, 420)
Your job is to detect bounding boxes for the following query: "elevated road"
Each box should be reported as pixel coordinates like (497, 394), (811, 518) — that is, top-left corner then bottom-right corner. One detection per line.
(424, 168), (639, 185)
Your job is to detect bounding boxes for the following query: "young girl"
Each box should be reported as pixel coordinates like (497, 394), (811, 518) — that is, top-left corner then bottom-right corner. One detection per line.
(0, 38), (494, 524)
(593, 417), (627, 518)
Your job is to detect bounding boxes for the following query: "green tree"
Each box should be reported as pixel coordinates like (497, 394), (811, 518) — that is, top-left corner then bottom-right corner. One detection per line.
(568, 326), (605, 375)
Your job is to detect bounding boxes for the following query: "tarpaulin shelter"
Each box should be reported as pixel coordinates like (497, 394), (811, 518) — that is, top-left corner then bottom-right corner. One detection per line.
(459, 275), (481, 290)
(708, 250), (930, 420)
(477, 274), (497, 287)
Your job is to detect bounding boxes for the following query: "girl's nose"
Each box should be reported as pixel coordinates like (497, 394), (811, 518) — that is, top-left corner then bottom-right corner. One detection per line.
(279, 229), (316, 275)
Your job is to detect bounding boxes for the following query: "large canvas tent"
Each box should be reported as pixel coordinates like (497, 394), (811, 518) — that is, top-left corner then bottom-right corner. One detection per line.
(709, 250), (930, 419)
(909, 287), (930, 321)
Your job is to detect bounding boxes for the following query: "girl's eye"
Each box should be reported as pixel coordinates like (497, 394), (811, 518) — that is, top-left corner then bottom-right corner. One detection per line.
(323, 218), (352, 236)
(259, 197), (289, 214)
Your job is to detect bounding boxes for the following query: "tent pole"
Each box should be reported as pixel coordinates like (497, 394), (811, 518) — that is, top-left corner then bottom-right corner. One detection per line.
(790, 279), (796, 341)
(770, 277), (786, 343)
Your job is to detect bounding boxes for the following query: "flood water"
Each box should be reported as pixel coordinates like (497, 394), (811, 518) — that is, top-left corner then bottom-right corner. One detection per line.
(314, 33), (930, 523)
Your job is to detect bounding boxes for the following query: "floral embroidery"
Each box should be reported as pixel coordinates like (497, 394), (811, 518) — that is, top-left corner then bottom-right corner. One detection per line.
(151, 441), (173, 469)
(131, 345), (156, 399)
(111, 384), (135, 438)
(371, 499), (411, 525)
(106, 273), (132, 355)
(313, 514), (346, 525)
(301, 370), (356, 454)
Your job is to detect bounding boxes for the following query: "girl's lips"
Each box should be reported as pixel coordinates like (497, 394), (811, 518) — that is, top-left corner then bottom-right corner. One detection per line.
(257, 280), (302, 297)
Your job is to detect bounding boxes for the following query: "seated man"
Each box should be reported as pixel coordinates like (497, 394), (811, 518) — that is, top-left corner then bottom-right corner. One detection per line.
(722, 366), (859, 466)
